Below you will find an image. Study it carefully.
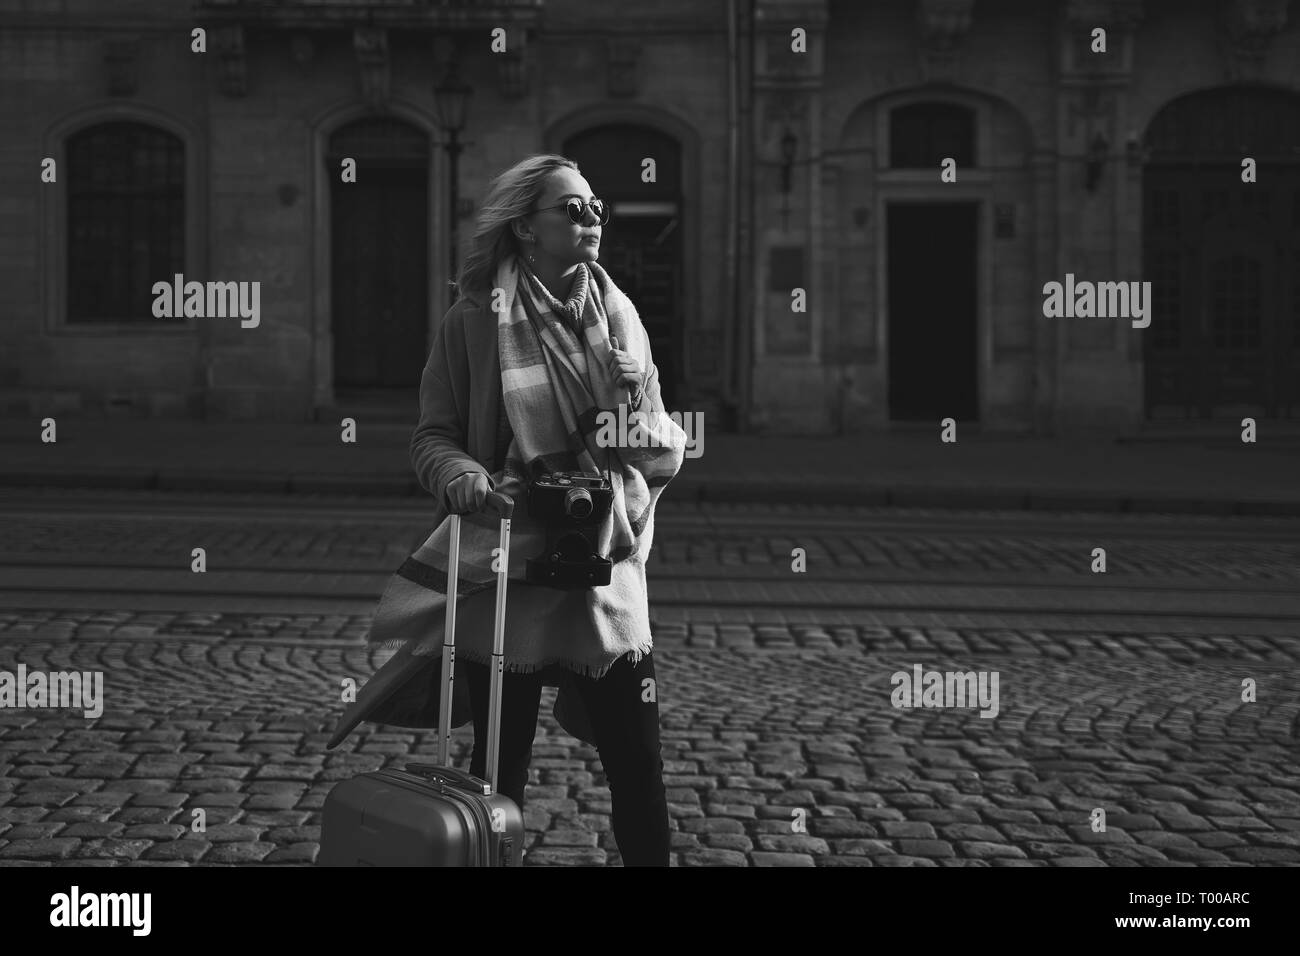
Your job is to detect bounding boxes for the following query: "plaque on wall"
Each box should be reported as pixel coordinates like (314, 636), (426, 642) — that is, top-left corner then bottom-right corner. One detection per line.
(764, 245), (811, 356)
(764, 296), (812, 356)
(768, 245), (805, 290)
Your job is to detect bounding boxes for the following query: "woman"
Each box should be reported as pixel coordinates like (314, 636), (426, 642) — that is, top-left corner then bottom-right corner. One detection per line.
(329, 154), (686, 867)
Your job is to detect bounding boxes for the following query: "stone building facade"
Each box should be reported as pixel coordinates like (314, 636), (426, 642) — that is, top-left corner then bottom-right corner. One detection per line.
(2, 0), (1298, 435)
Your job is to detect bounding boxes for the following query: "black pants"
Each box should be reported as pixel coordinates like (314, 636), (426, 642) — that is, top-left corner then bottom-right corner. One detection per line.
(462, 651), (670, 867)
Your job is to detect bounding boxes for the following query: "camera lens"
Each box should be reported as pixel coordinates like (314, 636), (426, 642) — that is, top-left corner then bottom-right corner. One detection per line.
(563, 487), (594, 519)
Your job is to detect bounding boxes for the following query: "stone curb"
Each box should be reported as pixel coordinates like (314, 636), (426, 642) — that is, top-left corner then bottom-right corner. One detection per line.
(2, 469), (1300, 517)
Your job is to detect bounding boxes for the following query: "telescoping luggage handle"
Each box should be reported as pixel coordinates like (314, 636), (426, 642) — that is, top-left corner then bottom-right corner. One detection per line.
(436, 490), (514, 797)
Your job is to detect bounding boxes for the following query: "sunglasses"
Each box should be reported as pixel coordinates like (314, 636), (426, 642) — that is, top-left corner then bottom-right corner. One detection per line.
(532, 197), (611, 225)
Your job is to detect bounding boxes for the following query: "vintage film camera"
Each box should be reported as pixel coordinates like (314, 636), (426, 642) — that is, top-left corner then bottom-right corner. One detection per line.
(524, 471), (614, 589)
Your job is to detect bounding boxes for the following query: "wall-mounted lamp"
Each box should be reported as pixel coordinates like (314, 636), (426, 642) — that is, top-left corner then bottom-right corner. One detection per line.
(1085, 131), (1108, 192)
(994, 203), (1015, 238)
(779, 128), (797, 229)
(1125, 130), (1146, 167)
(780, 128), (797, 190)
(434, 59), (473, 306)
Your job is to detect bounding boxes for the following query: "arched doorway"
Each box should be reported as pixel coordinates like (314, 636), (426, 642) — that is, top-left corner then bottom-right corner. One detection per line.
(327, 117), (430, 394)
(561, 125), (683, 409)
(885, 101), (980, 422)
(1142, 87), (1300, 420)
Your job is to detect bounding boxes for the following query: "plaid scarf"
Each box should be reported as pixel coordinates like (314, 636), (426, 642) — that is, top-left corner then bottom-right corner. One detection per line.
(367, 254), (686, 675)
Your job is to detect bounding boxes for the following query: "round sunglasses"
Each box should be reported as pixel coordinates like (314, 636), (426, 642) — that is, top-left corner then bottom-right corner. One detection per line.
(532, 197), (611, 226)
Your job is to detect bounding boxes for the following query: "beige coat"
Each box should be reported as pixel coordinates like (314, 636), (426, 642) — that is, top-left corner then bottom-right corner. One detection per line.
(330, 282), (669, 750)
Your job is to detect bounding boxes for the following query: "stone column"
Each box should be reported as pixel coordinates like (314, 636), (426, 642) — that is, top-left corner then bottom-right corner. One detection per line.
(1054, 0), (1145, 432)
(1030, 148), (1060, 435)
(750, 0), (828, 433)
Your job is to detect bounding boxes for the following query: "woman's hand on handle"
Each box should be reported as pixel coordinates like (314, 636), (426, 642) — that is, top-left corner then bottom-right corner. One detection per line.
(446, 471), (491, 514)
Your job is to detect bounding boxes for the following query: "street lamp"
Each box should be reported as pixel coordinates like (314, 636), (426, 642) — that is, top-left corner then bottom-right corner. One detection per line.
(1085, 131), (1108, 193)
(434, 60), (473, 299)
(779, 128), (797, 230)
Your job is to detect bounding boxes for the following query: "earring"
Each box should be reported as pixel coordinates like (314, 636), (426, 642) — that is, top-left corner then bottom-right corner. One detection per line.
(527, 236), (536, 264)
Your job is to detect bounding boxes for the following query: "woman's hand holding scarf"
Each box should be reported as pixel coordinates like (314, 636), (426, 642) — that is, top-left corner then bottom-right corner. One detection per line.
(606, 335), (646, 408)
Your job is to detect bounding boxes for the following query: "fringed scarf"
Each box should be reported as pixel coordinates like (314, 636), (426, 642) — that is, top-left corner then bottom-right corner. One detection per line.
(366, 254), (686, 678)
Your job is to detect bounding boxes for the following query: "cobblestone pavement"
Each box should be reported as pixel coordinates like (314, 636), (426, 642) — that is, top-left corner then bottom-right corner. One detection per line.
(2, 610), (1298, 867)
(2, 493), (1298, 866)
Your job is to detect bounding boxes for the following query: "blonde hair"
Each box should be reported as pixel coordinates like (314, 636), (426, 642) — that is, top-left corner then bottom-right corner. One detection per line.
(450, 153), (580, 301)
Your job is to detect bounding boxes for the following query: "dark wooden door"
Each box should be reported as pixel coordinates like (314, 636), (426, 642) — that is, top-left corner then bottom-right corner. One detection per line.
(596, 212), (680, 408)
(1144, 171), (1300, 418)
(886, 202), (979, 422)
(1141, 87), (1300, 420)
(562, 125), (683, 409)
(330, 166), (428, 389)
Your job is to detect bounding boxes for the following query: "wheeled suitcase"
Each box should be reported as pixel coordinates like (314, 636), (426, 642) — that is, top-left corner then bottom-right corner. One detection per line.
(318, 491), (526, 866)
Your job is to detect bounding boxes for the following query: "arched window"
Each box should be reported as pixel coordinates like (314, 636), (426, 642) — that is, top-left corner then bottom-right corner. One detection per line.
(564, 124), (681, 198)
(66, 122), (185, 323)
(889, 102), (975, 168)
(325, 117), (430, 169)
(1145, 87), (1300, 164)
(1142, 86), (1300, 419)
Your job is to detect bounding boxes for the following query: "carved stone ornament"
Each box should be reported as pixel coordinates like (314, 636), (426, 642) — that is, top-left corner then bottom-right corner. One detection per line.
(354, 27), (390, 108)
(918, 0), (975, 50)
(289, 33), (314, 71)
(496, 31), (528, 99)
(762, 90), (806, 128)
(1066, 84), (1116, 139)
(214, 25), (247, 98)
(1065, 0), (1146, 29)
(1223, 0), (1290, 80)
(607, 37), (641, 98)
(916, 0), (976, 82)
(1061, 0), (1144, 80)
(497, 51), (525, 99)
(1068, 85), (1115, 121)
(103, 37), (139, 97)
